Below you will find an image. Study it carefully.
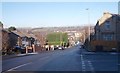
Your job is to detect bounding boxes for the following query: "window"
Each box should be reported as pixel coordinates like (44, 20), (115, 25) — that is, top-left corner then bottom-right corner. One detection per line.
(103, 34), (113, 41)
(105, 21), (110, 30)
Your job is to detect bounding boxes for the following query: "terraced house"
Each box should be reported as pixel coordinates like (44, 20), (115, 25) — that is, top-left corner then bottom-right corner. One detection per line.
(0, 21), (42, 55)
(9, 30), (40, 53)
(92, 12), (120, 51)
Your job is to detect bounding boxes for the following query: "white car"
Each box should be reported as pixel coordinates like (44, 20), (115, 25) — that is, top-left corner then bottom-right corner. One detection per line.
(58, 46), (64, 50)
(58, 47), (62, 50)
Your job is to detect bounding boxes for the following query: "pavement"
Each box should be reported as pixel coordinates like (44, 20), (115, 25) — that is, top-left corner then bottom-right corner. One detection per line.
(2, 53), (38, 60)
(2, 45), (120, 73)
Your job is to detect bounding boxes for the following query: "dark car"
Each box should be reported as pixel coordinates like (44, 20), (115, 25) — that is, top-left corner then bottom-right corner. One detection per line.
(13, 46), (26, 54)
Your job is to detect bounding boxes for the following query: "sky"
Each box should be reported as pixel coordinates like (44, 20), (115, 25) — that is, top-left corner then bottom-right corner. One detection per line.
(1, 0), (120, 2)
(1, 2), (119, 28)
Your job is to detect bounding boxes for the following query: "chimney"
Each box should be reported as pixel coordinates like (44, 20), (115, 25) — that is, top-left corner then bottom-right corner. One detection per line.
(103, 12), (110, 15)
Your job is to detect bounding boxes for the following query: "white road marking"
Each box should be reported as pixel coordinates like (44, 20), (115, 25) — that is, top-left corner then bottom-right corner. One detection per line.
(82, 62), (85, 65)
(17, 52), (38, 56)
(27, 52), (38, 55)
(82, 64), (85, 67)
(7, 62), (31, 71)
(82, 66), (86, 69)
(7, 55), (53, 72)
(81, 54), (86, 72)
(88, 61), (95, 73)
(110, 53), (118, 55)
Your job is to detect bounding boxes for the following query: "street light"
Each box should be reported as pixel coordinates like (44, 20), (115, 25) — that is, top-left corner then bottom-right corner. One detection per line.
(83, 30), (86, 43)
(86, 8), (90, 42)
(60, 32), (63, 46)
(30, 38), (33, 47)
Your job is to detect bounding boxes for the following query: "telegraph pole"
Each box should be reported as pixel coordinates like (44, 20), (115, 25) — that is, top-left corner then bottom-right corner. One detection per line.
(86, 8), (90, 42)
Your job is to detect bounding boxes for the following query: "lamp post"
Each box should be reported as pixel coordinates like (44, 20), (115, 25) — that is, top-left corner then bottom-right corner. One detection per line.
(17, 37), (20, 46)
(86, 8), (90, 42)
(83, 30), (86, 43)
(60, 32), (62, 46)
(31, 38), (32, 47)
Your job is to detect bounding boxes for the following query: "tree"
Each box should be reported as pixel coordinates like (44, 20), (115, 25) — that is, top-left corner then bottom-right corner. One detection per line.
(0, 21), (3, 28)
(46, 32), (68, 45)
(2, 30), (10, 55)
(8, 26), (16, 32)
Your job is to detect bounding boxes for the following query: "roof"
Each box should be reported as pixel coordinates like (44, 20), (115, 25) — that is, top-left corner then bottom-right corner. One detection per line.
(97, 12), (120, 26)
(11, 30), (27, 37)
(11, 30), (37, 39)
(25, 33), (38, 39)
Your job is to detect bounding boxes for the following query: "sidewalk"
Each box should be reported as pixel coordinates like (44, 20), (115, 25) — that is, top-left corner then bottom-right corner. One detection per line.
(2, 52), (38, 60)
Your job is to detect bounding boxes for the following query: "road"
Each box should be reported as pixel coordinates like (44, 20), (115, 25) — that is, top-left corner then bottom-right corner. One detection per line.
(2, 45), (120, 73)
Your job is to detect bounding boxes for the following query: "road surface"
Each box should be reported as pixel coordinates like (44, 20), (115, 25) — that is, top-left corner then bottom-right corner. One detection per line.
(2, 45), (119, 73)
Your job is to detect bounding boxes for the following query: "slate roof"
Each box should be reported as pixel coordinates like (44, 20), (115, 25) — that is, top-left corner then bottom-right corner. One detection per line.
(11, 30), (38, 39)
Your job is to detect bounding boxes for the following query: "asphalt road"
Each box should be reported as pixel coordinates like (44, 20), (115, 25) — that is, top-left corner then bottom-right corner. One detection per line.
(2, 45), (120, 73)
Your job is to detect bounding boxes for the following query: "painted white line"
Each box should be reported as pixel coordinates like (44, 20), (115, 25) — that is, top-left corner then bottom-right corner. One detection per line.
(82, 66), (86, 69)
(17, 54), (27, 56)
(81, 54), (86, 72)
(82, 62), (85, 65)
(88, 61), (90, 62)
(27, 52), (38, 55)
(82, 64), (85, 67)
(110, 53), (118, 54)
(7, 62), (31, 71)
(87, 61), (95, 73)
(81, 60), (84, 62)
(80, 55), (83, 57)
(88, 62), (92, 65)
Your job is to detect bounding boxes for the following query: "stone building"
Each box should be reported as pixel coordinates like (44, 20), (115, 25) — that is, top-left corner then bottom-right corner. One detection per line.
(93, 12), (120, 51)
(95, 12), (120, 41)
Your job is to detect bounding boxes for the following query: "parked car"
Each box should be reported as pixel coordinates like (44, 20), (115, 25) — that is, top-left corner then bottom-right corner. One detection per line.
(54, 45), (58, 50)
(13, 46), (26, 54)
(21, 46), (26, 54)
(58, 46), (64, 50)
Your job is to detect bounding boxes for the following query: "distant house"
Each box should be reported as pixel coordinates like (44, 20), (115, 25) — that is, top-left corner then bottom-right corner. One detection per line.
(0, 21), (42, 54)
(92, 12), (120, 51)
(9, 31), (25, 48)
(9, 30), (42, 53)
(9, 30), (31, 53)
